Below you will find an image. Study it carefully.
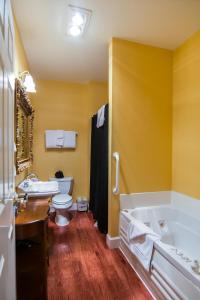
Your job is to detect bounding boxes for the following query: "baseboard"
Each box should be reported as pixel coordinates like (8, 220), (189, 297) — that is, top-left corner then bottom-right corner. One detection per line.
(106, 234), (120, 249)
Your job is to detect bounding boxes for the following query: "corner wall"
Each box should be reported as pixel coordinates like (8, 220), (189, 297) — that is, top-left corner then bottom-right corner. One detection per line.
(109, 38), (172, 236)
(172, 30), (200, 199)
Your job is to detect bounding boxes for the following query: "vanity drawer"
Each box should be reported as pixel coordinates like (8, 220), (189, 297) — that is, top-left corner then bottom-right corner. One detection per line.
(16, 219), (47, 240)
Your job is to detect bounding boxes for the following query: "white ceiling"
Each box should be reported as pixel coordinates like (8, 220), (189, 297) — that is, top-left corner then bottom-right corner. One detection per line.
(12, 0), (200, 83)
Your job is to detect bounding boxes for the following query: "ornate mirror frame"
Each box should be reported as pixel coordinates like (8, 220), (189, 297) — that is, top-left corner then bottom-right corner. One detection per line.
(15, 78), (34, 174)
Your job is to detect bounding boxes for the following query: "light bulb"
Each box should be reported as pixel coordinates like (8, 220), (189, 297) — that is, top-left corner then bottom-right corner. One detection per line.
(68, 25), (81, 37)
(72, 13), (84, 26)
(23, 74), (36, 93)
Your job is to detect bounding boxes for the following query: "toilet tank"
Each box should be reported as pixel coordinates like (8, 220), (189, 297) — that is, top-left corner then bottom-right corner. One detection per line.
(50, 177), (73, 195)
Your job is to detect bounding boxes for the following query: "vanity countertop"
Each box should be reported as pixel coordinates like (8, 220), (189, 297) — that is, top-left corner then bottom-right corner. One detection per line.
(15, 197), (50, 226)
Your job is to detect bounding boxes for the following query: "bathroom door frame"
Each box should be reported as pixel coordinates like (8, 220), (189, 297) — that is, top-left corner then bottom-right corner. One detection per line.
(0, 0), (16, 299)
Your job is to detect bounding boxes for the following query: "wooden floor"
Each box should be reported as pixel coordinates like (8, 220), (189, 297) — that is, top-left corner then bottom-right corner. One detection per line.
(48, 212), (152, 300)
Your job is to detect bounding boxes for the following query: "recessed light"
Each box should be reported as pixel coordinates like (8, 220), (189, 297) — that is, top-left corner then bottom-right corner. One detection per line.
(72, 13), (84, 26)
(67, 5), (92, 37)
(68, 25), (82, 37)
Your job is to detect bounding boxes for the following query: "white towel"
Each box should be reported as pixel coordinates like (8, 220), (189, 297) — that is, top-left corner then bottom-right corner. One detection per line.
(63, 131), (77, 148)
(18, 180), (59, 193)
(129, 235), (159, 271)
(45, 130), (54, 148)
(96, 105), (105, 128)
(45, 130), (64, 148)
(29, 181), (59, 193)
(56, 130), (64, 147)
(127, 218), (157, 242)
(127, 219), (160, 271)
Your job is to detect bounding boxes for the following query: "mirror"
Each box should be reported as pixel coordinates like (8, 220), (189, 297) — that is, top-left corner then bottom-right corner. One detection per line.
(15, 78), (34, 174)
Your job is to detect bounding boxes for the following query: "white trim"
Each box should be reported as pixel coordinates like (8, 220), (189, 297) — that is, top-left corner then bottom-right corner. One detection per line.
(171, 191), (200, 221)
(106, 234), (120, 249)
(120, 191), (171, 210)
(120, 191), (200, 216)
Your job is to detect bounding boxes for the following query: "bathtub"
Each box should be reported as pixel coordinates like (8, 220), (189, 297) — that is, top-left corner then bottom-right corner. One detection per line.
(119, 205), (200, 300)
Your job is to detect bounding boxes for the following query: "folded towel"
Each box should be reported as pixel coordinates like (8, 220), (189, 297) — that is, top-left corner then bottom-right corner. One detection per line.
(45, 130), (64, 148)
(127, 218), (160, 271)
(29, 181), (59, 192)
(127, 218), (157, 242)
(45, 130), (77, 149)
(129, 234), (159, 271)
(56, 130), (64, 147)
(18, 180), (59, 193)
(63, 131), (77, 148)
(96, 105), (105, 128)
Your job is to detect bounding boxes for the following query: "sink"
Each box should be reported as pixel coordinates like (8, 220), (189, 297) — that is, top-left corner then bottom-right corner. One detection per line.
(18, 180), (59, 198)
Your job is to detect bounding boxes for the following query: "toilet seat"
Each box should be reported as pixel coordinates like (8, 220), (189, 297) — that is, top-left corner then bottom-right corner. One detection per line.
(52, 194), (72, 204)
(52, 194), (73, 210)
(50, 176), (74, 226)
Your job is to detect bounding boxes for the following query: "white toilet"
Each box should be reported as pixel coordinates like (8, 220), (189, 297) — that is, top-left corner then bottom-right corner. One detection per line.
(50, 177), (73, 226)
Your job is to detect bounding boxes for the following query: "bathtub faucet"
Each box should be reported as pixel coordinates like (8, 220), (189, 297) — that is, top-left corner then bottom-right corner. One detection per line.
(192, 260), (200, 275)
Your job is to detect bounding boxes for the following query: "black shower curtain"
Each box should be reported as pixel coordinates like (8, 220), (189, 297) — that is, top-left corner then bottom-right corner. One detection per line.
(89, 104), (108, 234)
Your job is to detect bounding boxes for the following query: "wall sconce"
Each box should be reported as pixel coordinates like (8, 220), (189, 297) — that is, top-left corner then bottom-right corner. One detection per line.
(19, 71), (36, 93)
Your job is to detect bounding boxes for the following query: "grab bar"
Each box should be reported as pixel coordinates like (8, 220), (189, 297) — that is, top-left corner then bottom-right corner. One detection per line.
(113, 152), (120, 195)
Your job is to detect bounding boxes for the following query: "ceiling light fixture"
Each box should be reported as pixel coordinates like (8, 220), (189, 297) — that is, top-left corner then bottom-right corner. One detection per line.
(72, 13), (84, 26)
(68, 25), (82, 37)
(67, 5), (92, 37)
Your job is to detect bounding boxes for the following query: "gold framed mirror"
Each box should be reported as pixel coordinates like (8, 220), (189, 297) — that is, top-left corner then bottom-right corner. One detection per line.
(15, 78), (34, 174)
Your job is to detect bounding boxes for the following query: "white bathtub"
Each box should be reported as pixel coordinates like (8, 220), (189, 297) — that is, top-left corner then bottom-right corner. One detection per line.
(119, 205), (200, 300)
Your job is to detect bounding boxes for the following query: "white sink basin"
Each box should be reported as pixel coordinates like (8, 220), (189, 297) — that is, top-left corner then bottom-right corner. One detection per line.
(18, 180), (59, 197)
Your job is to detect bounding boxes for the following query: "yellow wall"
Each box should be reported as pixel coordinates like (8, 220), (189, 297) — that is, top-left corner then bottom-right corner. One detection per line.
(31, 80), (107, 201)
(109, 38), (172, 236)
(14, 16), (30, 185)
(172, 30), (200, 199)
(85, 81), (108, 116)
(14, 17), (29, 76)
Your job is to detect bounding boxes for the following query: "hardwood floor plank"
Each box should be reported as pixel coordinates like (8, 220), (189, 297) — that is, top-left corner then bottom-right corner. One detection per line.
(48, 212), (152, 300)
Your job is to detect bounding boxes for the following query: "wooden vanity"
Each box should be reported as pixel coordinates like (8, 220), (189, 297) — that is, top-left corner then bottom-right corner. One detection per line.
(15, 197), (50, 300)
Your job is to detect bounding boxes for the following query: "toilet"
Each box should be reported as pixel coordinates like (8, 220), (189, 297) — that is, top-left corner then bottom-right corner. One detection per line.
(50, 177), (74, 226)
